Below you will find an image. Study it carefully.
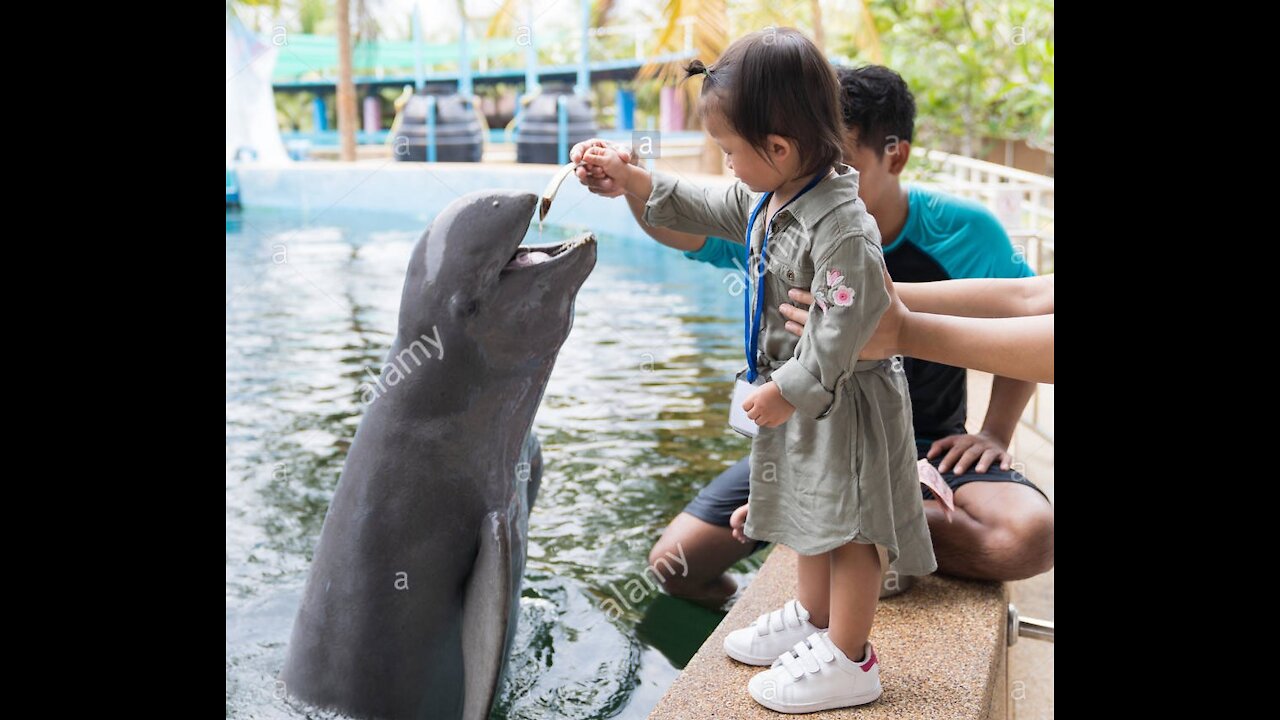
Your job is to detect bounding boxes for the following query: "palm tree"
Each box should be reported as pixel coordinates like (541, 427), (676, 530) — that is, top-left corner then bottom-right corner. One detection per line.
(336, 0), (358, 161)
(810, 0), (824, 51)
(637, 0), (727, 173)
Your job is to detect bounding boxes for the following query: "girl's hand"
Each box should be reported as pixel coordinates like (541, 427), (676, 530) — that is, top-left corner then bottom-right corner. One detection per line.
(729, 503), (750, 544)
(578, 143), (633, 194)
(742, 381), (796, 428)
(570, 139), (633, 197)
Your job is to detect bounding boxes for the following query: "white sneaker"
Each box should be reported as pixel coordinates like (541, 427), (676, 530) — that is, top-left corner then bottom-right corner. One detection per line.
(747, 631), (882, 713)
(723, 599), (823, 665)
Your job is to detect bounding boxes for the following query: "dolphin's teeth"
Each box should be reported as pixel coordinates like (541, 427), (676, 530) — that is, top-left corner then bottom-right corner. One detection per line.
(504, 235), (594, 271)
(561, 234), (595, 251)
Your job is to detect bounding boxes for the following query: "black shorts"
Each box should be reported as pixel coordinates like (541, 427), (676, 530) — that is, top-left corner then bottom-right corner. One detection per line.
(682, 441), (1051, 553)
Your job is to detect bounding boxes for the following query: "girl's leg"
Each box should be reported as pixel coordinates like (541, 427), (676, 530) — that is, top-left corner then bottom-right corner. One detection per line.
(827, 541), (881, 661)
(795, 550), (831, 628)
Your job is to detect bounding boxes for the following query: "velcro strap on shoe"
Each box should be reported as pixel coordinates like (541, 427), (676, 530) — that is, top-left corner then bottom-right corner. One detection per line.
(792, 641), (821, 674)
(809, 633), (836, 663)
(780, 652), (806, 679)
(783, 599), (800, 627)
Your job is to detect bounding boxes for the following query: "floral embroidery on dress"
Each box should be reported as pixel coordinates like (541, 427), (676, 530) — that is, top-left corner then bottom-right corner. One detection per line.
(812, 267), (856, 314)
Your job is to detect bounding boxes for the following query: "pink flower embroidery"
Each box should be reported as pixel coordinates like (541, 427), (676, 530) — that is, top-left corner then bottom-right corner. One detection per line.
(811, 268), (856, 315)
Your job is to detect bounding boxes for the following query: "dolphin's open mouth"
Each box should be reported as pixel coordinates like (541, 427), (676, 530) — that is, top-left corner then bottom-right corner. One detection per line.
(502, 233), (596, 271)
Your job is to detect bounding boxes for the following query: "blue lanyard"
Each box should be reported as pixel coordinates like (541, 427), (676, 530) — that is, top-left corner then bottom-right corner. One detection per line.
(743, 171), (828, 382)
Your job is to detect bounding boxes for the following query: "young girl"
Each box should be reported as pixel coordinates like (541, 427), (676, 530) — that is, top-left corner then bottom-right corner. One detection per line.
(576, 28), (936, 713)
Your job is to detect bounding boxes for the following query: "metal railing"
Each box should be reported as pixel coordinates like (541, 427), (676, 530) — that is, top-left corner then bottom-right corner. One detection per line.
(1008, 603), (1054, 645)
(911, 149), (1055, 442)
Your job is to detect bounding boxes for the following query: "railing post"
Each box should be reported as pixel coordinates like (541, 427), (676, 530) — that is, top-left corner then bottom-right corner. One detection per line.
(426, 94), (438, 163)
(557, 95), (569, 165)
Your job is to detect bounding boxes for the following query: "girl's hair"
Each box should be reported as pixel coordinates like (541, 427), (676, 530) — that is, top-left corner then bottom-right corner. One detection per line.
(684, 28), (843, 178)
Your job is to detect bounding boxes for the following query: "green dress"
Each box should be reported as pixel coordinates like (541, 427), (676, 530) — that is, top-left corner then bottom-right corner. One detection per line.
(644, 164), (937, 574)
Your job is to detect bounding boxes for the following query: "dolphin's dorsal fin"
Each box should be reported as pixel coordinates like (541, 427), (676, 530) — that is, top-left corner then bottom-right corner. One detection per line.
(461, 511), (514, 720)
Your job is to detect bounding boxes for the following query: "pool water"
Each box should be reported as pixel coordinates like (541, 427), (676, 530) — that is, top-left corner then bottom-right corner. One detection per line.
(225, 207), (764, 719)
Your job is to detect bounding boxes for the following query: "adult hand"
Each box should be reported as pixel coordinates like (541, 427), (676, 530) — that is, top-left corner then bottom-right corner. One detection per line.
(779, 267), (906, 360)
(926, 430), (1013, 475)
(570, 140), (633, 197)
(778, 289), (814, 338)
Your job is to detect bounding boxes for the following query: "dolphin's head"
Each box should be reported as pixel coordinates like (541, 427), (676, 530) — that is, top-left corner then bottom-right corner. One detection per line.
(401, 189), (597, 373)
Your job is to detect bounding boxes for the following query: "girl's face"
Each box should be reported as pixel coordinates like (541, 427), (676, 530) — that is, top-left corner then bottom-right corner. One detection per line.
(704, 108), (792, 194)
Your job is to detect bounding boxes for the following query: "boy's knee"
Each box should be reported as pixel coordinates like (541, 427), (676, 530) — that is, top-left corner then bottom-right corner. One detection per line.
(982, 506), (1054, 580)
(647, 541), (687, 591)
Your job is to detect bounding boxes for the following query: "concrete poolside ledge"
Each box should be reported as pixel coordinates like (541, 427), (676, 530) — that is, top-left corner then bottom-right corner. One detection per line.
(649, 547), (1008, 720)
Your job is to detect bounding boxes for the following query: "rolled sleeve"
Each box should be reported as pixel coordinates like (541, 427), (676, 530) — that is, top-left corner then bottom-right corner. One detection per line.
(771, 358), (835, 418)
(642, 171), (752, 243)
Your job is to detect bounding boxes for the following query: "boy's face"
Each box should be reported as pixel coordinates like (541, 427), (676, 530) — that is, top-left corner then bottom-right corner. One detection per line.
(705, 109), (791, 194)
(841, 128), (903, 219)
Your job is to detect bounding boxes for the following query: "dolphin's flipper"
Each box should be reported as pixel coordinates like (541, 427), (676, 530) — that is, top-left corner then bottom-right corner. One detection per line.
(524, 432), (543, 511)
(461, 511), (514, 720)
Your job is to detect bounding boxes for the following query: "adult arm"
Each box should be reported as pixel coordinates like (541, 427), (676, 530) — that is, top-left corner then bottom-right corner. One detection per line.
(896, 275), (1055, 317)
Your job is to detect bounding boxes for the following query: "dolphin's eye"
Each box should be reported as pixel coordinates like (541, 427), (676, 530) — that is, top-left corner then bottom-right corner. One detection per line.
(450, 292), (479, 318)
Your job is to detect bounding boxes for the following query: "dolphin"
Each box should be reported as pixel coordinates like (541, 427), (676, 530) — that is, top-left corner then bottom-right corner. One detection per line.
(280, 189), (597, 720)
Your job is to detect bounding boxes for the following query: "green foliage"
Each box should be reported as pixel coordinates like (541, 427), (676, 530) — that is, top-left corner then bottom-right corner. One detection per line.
(298, 0), (328, 34)
(838, 0), (1054, 155)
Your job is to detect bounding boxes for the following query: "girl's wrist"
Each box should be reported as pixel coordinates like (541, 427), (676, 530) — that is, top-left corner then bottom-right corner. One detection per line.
(622, 164), (651, 200)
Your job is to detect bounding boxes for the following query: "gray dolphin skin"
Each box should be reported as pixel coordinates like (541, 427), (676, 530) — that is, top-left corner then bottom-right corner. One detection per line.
(280, 189), (597, 720)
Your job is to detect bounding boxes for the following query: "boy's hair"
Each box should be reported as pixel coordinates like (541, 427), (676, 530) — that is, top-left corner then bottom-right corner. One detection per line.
(684, 28), (842, 179)
(835, 65), (916, 158)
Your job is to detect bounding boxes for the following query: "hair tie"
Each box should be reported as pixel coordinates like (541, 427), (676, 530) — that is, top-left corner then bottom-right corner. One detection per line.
(684, 59), (711, 81)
